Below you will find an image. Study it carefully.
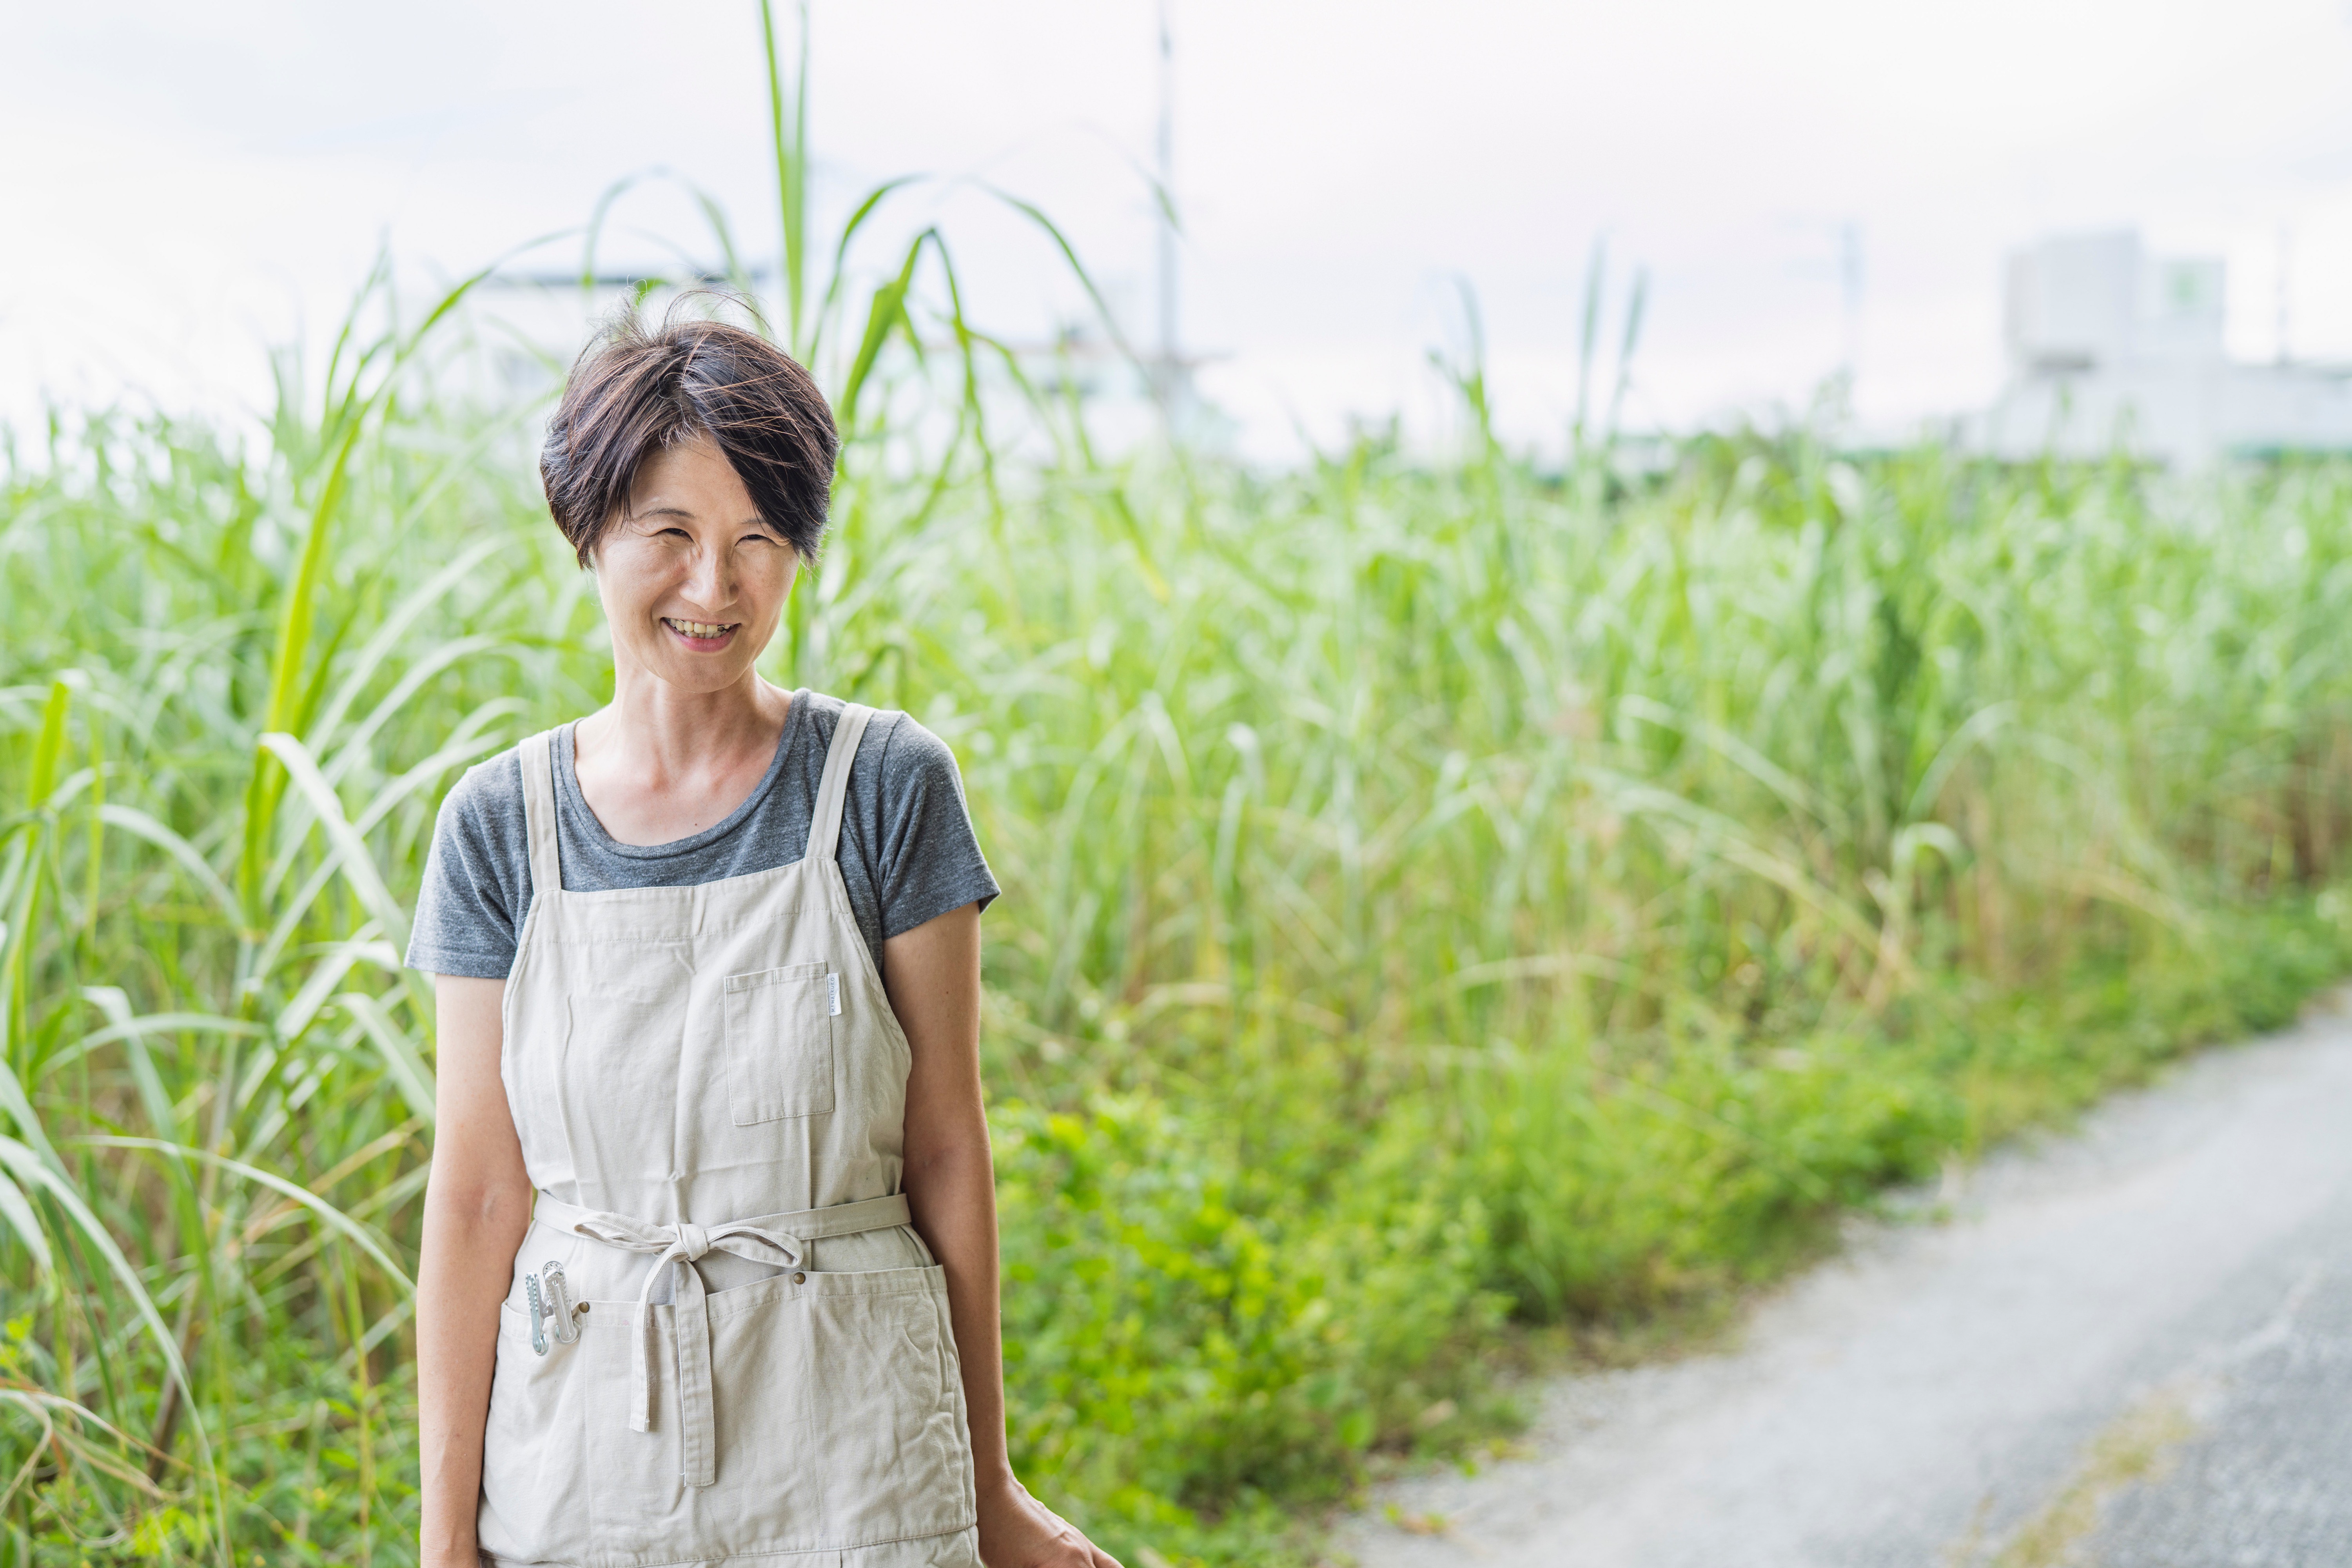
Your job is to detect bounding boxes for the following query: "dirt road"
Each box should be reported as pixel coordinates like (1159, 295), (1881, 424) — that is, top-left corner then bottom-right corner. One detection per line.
(1339, 991), (2352, 1567)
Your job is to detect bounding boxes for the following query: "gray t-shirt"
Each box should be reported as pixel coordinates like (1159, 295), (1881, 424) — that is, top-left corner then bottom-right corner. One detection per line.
(403, 689), (998, 980)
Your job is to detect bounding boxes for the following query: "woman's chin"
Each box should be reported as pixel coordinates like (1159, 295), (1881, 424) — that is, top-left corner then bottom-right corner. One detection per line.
(639, 651), (757, 694)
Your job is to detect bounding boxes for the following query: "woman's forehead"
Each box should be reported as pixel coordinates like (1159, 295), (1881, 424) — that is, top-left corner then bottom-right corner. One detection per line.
(628, 441), (756, 512)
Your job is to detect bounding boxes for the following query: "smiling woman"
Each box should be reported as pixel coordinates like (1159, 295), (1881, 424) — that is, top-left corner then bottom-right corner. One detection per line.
(407, 304), (1120, 1568)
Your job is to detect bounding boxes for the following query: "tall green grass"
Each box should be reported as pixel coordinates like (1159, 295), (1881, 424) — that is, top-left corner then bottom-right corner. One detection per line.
(0, 288), (2347, 1563)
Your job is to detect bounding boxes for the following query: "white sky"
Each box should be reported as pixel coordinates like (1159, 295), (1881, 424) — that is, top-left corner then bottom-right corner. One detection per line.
(7, 0), (2352, 457)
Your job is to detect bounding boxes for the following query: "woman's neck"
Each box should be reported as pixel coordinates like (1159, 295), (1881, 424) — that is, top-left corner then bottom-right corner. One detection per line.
(570, 668), (793, 846)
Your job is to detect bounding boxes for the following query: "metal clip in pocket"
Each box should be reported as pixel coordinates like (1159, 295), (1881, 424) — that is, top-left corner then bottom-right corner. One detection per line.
(541, 1261), (581, 1346)
(524, 1261), (582, 1357)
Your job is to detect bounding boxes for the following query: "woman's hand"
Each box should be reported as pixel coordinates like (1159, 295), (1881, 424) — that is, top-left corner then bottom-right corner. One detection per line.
(976, 1476), (1123, 1568)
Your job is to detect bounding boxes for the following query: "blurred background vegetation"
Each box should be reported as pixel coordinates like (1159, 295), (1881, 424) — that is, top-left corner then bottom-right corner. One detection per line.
(2, 14), (2351, 1568)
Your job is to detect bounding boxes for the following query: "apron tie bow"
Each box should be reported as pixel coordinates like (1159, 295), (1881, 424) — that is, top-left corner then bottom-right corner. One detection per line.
(530, 1191), (914, 1487)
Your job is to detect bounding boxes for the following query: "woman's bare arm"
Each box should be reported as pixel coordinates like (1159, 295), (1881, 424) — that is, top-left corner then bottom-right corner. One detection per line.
(888, 904), (1120, 1568)
(416, 974), (534, 1568)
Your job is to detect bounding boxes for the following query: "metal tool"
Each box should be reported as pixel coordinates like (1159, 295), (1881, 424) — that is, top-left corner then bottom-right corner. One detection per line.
(524, 1261), (582, 1356)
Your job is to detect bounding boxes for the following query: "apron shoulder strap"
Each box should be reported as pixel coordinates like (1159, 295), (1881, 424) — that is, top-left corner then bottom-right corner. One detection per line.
(810, 703), (875, 865)
(518, 727), (564, 895)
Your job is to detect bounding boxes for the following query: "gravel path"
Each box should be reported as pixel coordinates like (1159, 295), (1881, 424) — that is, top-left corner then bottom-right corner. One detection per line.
(1337, 990), (2352, 1568)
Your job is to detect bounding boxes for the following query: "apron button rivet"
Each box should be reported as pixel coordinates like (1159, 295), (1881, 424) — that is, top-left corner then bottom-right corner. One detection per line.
(792, 1272), (807, 1285)
(577, 1302), (590, 1314)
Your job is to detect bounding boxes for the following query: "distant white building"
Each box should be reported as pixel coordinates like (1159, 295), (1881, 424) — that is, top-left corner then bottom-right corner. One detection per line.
(1976, 230), (2352, 465)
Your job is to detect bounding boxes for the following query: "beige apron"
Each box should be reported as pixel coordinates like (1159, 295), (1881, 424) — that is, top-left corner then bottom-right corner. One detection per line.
(477, 703), (981, 1568)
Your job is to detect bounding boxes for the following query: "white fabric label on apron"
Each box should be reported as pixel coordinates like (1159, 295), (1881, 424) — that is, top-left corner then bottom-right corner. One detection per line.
(827, 973), (842, 1016)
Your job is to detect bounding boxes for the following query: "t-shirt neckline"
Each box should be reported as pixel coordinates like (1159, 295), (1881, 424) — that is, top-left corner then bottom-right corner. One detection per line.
(554, 688), (812, 861)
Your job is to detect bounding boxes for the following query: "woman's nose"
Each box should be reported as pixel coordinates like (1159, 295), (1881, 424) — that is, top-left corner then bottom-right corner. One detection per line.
(684, 548), (733, 610)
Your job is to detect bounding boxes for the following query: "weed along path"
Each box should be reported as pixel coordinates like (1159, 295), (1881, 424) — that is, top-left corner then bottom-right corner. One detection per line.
(1339, 991), (2352, 1567)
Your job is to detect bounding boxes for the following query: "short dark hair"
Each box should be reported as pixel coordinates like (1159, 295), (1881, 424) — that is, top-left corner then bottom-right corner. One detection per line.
(539, 302), (839, 568)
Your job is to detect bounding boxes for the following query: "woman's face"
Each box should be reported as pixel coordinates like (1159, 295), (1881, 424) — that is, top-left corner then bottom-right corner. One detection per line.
(591, 436), (797, 695)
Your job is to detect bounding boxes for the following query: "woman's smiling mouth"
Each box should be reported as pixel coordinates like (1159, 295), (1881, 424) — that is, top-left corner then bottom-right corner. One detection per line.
(663, 616), (739, 646)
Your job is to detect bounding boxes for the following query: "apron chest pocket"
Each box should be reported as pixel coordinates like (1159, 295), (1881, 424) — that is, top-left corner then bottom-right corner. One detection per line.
(720, 963), (837, 1123)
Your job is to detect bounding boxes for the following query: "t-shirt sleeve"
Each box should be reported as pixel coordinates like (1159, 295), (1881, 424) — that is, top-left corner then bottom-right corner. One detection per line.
(871, 714), (1000, 940)
(403, 757), (530, 979)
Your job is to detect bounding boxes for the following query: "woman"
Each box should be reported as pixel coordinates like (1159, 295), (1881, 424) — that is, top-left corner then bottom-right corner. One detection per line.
(409, 308), (1118, 1568)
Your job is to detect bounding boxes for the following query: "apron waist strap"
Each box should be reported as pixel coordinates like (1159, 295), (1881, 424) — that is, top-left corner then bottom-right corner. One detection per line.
(530, 1190), (915, 1488)
(532, 1191), (913, 1249)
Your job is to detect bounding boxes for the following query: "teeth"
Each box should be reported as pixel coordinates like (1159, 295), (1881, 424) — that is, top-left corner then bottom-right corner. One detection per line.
(666, 618), (732, 639)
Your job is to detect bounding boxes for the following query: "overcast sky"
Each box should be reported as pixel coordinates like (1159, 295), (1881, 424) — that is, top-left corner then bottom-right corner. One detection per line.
(8, 0), (2352, 455)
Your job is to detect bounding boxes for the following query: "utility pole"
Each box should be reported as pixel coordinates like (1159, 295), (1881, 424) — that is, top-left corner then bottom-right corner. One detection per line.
(1840, 220), (1863, 399)
(1155, 0), (1179, 386)
(2277, 221), (2292, 366)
